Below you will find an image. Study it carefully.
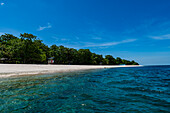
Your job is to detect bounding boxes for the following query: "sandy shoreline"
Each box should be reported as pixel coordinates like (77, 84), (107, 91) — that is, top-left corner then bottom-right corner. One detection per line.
(0, 64), (142, 78)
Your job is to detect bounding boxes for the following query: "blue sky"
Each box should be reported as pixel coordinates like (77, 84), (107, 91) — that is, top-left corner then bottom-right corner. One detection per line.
(0, 0), (170, 65)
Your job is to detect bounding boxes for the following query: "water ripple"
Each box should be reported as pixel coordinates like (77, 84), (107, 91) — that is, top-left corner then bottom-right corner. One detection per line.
(0, 66), (170, 112)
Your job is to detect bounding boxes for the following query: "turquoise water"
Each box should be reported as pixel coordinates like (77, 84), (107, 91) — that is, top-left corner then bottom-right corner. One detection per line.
(0, 66), (170, 113)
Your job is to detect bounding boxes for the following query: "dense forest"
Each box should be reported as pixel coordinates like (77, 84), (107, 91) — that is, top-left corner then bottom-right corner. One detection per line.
(0, 33), (139, 65)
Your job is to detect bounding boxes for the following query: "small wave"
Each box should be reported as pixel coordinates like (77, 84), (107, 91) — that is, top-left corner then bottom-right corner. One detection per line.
(119, 87), (166, 94)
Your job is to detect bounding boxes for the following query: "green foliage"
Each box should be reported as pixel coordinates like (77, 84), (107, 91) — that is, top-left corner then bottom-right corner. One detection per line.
(78, 49), (92, 64)
(0, 33), (139, 65)
(20, 33), (37, 41)
(0, 33), (17, 42)
(91, 53), (103, 65)
(105, 55), (116, 65)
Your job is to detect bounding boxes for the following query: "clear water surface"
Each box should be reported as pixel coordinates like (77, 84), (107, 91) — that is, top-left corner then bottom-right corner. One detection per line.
(0, 66), (170, 113)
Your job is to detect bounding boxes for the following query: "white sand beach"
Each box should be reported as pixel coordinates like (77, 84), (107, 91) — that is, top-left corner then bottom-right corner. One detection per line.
(0, 64), (142, 78)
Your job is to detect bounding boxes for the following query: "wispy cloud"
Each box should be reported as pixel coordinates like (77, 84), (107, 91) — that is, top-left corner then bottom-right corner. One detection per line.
(92, 37), (102, 40)
(0, 32), (4, 36)
(83, 39), (137, 47)
(1, 3), (4, 6)
(75, 36), (80, 40)
(37, 23), (52, 31)
(123, 19), (158, 35)
(52, 36), (70, 42)
(48, 38), (137, 49)
(150, 34), (170, 40)
(61, 38), (69, 41)
(0, 29), (21, 37)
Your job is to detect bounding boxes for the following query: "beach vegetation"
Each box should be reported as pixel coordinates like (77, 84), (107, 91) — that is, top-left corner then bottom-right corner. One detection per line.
(0, 33), (139, 65)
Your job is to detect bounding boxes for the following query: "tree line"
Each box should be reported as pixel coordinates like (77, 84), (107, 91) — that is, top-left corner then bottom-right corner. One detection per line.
(0, 33), (139, 65)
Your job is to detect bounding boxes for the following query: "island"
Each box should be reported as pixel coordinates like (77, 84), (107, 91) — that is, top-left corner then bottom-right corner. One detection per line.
(0, 33), (139, 65)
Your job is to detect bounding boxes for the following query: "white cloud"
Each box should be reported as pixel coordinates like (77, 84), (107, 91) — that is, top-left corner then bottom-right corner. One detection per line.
(1, 3), (4, 6)
(83, 39), (137, 47)
(150, 34), (170, 40)
(37, 23), (52, 31)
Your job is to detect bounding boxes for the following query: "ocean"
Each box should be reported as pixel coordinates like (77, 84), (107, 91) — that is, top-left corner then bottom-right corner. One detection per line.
(0, 66), (170, 113)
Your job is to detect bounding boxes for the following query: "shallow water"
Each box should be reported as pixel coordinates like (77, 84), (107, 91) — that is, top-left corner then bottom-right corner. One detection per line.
(0, 66), (170, 113)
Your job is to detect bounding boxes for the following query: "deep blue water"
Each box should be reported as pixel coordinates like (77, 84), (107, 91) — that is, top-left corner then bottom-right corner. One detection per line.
(0, 66), (170, 113)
